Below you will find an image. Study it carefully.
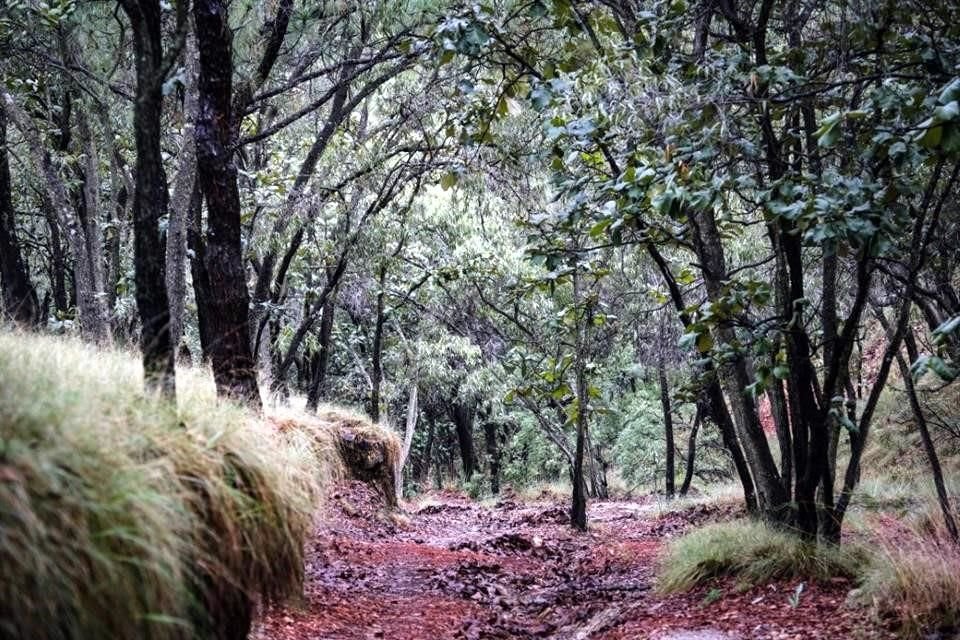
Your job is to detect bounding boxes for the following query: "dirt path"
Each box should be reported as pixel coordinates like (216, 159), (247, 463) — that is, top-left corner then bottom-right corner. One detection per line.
(254, 485), (890, 640)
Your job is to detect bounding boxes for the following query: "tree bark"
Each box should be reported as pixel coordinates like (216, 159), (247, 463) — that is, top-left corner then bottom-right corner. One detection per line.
(193, 0), (261, 407)
(0, 109), (41, 326)
(396, 381), (419, 502)
(306, 290), (337, 411)
(450, 401), (478, 480)
(658, 357), (676, 498)
(689, 206), (786, 520)
(369, 262), (387, 421)
(570, 266), (588, 531)
(167, 28), (200, 351)
(121, 0), (177, 398)
(679, 406), (702, 496)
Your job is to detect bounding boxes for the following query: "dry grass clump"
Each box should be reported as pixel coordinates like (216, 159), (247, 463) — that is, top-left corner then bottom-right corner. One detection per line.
(656, 519), (866, 593)
(0, 333), (324, 639)
(856, 505), (960, 638)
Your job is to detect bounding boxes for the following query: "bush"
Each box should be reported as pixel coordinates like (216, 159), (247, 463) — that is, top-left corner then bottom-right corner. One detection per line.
(0, 333), (325, 640)
(656, 519), (866, 593)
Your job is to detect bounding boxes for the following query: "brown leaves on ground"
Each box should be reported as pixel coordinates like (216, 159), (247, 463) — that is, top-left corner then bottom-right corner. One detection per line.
(253, 485), (891, 640)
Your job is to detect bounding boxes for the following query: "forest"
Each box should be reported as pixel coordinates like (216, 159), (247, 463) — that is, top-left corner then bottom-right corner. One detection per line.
(1, 0), (959, 638)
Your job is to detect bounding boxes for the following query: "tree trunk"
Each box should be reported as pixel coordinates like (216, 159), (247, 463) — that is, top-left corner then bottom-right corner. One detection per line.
(396, 381), (419, 502)
(484, 418), (501, 495)
(0, 109), (41, 326)
(450, 401), (477, 480)
(690, 206), (786, 520)
(679, 406), (702, 496)
(193, 0), (260, 407)
(658, 358), (676, 498)
(167, 28), (199, 351)
(121, 0), (177, 398)
(369, 263), (387, 421)
(306, 291), (337, 411)
(570, 266), (588, 531)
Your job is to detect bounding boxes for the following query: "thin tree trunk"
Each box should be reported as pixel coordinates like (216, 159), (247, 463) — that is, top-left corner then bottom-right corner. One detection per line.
(396, 381), (419, 502)
(658, 357), (676, 498)
(889, 325), (959, 543)
(193, 0), (260, 408)
(369, 263), (387, 421)
(451, 401), (477, 480)
(690, 206), (786, 519)
(306, 291), (337, 411)
(570, 266), (588, 531)
(484, 418), (501, 495)
(679, 406), (702, 496)
(121, 0), (177, 398)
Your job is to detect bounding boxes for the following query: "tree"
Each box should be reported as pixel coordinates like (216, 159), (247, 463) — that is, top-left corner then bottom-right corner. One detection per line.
(118, 0), (185, 397)
(192, 0), (261, 406)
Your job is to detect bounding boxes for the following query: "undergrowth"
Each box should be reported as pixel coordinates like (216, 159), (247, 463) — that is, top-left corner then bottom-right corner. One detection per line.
(0, 333), (327, 639)
(855, 502), (960, 639)
(656, 519), (866, 593)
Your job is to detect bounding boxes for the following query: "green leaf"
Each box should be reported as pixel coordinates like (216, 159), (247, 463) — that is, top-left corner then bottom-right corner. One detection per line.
(815, 112), (842, 148)
(440, 172), (458, 190)
(696, 332), (713, 353)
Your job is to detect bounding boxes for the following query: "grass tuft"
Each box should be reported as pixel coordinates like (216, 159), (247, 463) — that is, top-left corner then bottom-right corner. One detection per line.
(656, 519), (866, 593)
(856, 515), (960, 638)
(0, 332), (325, 639)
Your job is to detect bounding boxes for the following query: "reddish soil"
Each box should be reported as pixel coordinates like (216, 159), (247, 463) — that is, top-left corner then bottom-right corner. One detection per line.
(254, 485), (892, 640)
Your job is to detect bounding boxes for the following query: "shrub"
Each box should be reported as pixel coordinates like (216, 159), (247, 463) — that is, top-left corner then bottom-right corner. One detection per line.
(656, 519), (866, 593)
(0, 333), (324, 639)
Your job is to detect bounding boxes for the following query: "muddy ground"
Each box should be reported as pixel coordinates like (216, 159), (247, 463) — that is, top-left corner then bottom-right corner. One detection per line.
(254, 484), (891, 640)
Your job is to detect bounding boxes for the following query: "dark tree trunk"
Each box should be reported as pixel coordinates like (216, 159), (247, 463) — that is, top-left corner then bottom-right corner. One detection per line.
(369, 263), (387, 421)
(0, 109), (41, 326)
(679, 406), (702, 497)
(570, 407), (587, 531)
(450, 401), (477, 480)
(483, 419), (500, 495)
(658, 359), (676, 498)
(306, 292), (337, 411)
(193, 0), (260, 407)
(121, 0), (176, 398)
(45, 203), (69, 315)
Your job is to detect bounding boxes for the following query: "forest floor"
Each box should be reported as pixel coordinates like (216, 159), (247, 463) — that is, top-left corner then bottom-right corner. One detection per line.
(254, 483), (893, 640)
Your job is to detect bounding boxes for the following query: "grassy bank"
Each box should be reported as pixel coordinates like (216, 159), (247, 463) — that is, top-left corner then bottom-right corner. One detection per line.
(0, 333), (327, 639)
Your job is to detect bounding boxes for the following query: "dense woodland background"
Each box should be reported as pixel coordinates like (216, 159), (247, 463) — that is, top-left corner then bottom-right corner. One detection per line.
(1, 0), (959, 545)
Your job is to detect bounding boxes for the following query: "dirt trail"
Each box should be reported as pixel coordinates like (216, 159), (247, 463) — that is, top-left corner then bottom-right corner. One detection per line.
(254, 486), (889, 640)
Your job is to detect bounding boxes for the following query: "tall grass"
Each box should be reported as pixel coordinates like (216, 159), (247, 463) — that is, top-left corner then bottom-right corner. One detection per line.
(856, 502), (960, 638)
(0, 333), (325, 639)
